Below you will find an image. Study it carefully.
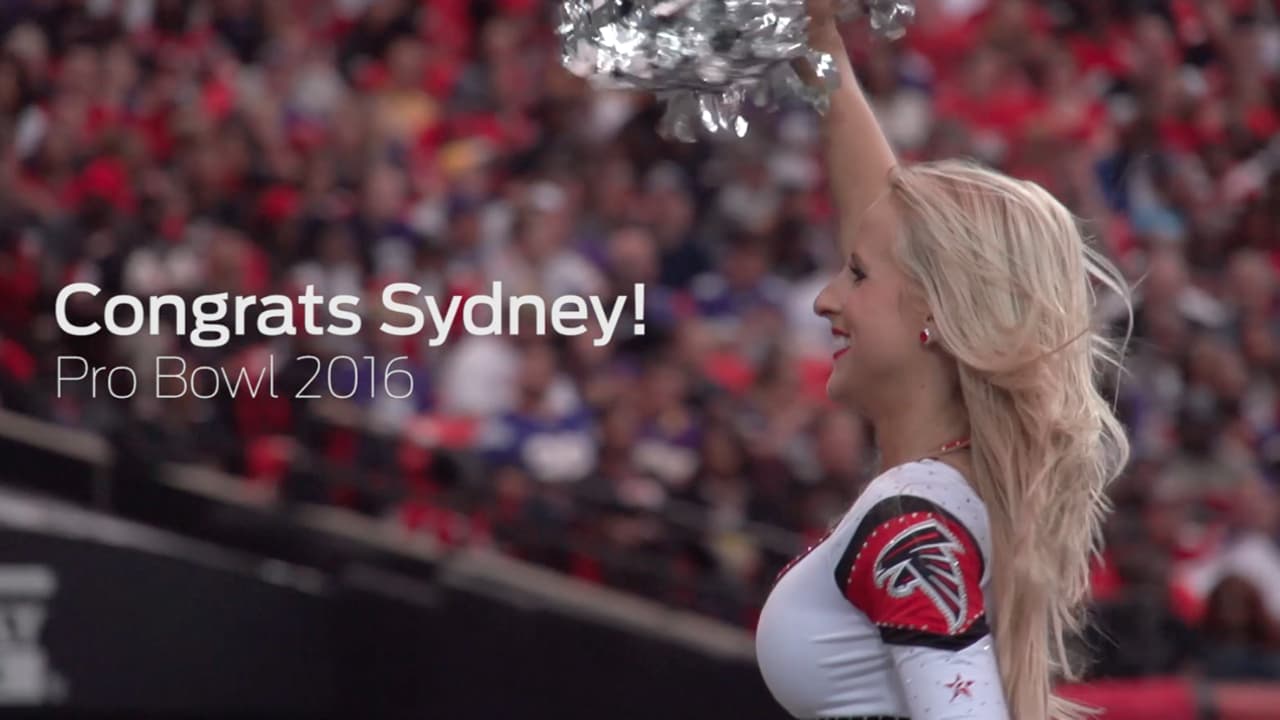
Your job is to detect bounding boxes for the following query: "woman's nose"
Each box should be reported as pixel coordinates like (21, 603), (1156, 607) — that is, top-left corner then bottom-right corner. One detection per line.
(813, 278), (838, 319)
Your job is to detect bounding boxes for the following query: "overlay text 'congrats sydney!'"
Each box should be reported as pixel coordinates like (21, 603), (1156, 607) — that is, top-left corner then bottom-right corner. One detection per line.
(54, 281), (646, 349)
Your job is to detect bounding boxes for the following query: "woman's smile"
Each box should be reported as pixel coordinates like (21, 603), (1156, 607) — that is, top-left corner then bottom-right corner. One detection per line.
(832, 328), (851, 360)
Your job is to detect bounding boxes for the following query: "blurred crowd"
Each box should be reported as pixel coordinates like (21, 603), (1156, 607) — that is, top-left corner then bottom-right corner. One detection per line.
(1, 0), (1279, 683)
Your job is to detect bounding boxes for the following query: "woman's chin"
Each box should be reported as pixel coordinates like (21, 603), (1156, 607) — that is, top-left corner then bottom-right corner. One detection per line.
(825, 371), (853, 404)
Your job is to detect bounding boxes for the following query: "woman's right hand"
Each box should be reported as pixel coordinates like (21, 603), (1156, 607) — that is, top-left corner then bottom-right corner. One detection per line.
(807, 0), (837, 27)
(805, 0), (843, 49)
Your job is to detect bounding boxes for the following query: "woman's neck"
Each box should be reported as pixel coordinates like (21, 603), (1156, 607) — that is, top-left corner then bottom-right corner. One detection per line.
(866, 387), (969, 471)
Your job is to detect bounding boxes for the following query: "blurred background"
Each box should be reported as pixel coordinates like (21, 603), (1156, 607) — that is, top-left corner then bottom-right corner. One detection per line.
(0, 0), (1278, 718)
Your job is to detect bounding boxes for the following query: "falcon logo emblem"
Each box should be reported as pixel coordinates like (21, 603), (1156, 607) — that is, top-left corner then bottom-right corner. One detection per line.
(873, 518), (968, 633)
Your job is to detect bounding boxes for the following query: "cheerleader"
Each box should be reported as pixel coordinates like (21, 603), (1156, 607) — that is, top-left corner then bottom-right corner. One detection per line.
(754, 3), (1132, 719)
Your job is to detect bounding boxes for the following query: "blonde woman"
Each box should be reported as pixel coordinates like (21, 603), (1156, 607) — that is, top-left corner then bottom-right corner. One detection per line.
(754, 3), (1132, 719)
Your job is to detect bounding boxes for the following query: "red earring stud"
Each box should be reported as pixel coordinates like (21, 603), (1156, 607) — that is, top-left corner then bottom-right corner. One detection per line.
(920, 328), (931, 345)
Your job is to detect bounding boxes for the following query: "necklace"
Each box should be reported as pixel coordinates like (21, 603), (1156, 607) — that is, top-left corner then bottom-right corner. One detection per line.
(875, 437), (973, 473)
(910, 436), (971, 465)
(934, 437), (971, 457)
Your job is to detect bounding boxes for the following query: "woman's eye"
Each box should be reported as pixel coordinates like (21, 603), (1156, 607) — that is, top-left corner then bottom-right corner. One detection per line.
(848, 266), (867, 283)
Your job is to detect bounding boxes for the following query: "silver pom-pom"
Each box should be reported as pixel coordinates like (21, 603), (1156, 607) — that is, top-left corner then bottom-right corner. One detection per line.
(557, 0), (916, 142)
(842, 0), (916, 39)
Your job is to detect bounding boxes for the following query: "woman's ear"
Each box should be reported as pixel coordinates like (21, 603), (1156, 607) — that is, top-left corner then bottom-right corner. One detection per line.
(902, 287), (931, 324)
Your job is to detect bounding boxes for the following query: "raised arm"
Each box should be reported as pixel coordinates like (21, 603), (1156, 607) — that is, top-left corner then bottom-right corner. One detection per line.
(803, 1), (899, 224)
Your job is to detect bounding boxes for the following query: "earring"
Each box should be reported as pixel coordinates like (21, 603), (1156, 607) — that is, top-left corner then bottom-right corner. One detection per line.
(920, 327), (931, 345)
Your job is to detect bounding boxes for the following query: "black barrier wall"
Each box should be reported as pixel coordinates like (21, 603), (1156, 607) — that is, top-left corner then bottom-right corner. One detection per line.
(0, 524), (787, 720)
(0, 529), (338, 716)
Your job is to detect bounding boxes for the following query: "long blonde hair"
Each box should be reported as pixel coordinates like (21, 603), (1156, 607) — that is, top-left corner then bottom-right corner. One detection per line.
(887, 159), (1132, 720)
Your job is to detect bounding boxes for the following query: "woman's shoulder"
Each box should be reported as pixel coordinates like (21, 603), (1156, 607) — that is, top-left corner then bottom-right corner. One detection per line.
(845, 460), (994, 566)
(823, 460), (997, 612)
(859, 459), (985, 513)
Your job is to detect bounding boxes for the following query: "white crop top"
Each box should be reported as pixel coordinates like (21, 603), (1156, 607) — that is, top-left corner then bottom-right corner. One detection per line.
(755, 459), (1010, 719)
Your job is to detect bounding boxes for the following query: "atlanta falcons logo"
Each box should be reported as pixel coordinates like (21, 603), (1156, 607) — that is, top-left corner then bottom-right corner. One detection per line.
(872, 518), (968, 633)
